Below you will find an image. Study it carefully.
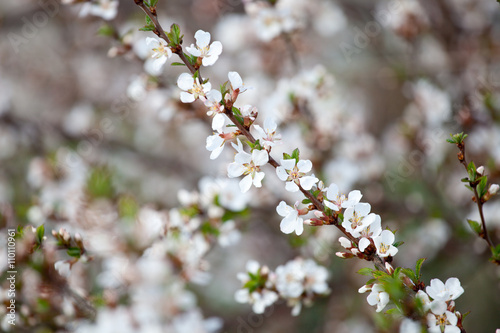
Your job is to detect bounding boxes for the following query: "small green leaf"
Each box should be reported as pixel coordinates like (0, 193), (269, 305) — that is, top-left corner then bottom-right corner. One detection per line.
(357, 267), (374, 276)
(150, 0), (159, 7)
(36, 225), (45, 244)
(393, 241), (404, 248)
(415, 258), (426, 279)
(67, 247), (82, 258)
(467, 219), (482, 235)
(477, 176), (488, 198)
(171, 62), (186, 66)
(97, 24), (115, 37)
(302, 199), (311, 204)
(283, 153), (292, 160)
(291, 148), (300, 163)
(87, 167), (114, 199)
(401, 268), (416, 282)
(232, 107), (242, 116)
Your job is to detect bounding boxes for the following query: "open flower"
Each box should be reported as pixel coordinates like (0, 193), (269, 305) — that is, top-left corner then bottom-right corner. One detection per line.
(357, 215), (382, 252)
(206, 126), (237, 160)
(80, 0), (118, 20)
(342, 203), (375, 236)
(177, 73), (211, 103)
(146, 37), (172, 72)
(227, 141), (269, 193)
(360, 283), (390, 313)
(276, 201), (304, 235)
(204, 90), (225, 131)
(324, 183), (362, 211)
(186, 30), (223, 66)
(253, 117), (282, 150)
(373, 230), (398, 257)
(228, 71), (251, 94)
(427, 301), (460, 333)
(426, 278), (464, 302)
(276, 158), (319, 192)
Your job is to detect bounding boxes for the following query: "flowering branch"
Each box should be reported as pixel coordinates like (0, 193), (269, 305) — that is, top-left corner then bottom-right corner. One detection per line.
(448, 132), (500, 264)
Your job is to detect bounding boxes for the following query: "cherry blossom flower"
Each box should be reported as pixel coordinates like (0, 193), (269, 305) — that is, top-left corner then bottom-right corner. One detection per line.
(206, 129), (235, 160)
(342, 203), (376, 236)
(228, 71), (251, 96)
(324, 183), (362, 211)
(177, 73), (211, 103)
(145, 37), (172, 72)
(357, 215), (382, 252)
(253, 117), (282, 150)
(204, 90), (225, 131)
(227, 140), (269, 193)
(80, 0), (118, 20)
(186, 30), (223, 67)
(276, 158), (319, 192)
(427, 301), (460, 333)
(373, 230), (399, 258)
(426, 278), (464, 302)
(276, 201), (304, 235)
(359, 284), (389, 312)
(235, 289), (278, 314)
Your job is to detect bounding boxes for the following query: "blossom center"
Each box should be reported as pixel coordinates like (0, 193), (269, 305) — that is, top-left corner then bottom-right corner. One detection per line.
(349, 212), (363, 229)
(379, 242), (389, 254)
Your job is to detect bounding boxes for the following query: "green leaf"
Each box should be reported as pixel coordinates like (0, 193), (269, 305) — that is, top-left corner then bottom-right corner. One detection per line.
(291, 148), (300, 163)
(150, 0), (158, 7)
(467, 219), (482, 235)
(232, 107), (242, 116)
(357, 267), (374, 276)
(87, 167), (114, 199)
(36, 225), (45, 244)
(393, 241), (404, 248)
(171, 62), (186, 66)
(283, 153), (292, 160)
(415, 258), (426, 279)
(447, 132), (468, 144)
(460, 177), (470, 183)
(385, 308), (401, 315)
(302, 199), (311, 204)
(67, 247), (82, 258)
(201, 222), (220, 236)
(118, 195), (138, 219)
(401, 268), (416, 282)
(97, 24), (115, 37)
(477, 176), (488, 198)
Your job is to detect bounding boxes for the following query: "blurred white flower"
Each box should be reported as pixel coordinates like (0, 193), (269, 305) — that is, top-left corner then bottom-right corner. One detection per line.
(80, 0), (118, 20)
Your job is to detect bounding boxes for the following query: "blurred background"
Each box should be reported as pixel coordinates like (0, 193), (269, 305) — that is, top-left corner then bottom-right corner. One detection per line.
(1, 0), (500, 332)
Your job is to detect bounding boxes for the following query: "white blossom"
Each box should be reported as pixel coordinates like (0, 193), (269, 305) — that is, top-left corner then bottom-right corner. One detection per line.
(204, 90), (225, 131)
(357, 215), (382, 252)
(276, 201), (304, 236)
(276, 158), (318, 192)
(177, 73), (211, 103)
(426, 277), (464, 302)
(342, 203), (376, 237)
(227, 140), (269, 193)
(373, 230), (399, 258)
(146, 37), (172, 72)
(253, 117), (282, 150)
(228, 71), (251, 93)
(324, 183), (362, 211)
(360, 284), (390, 312)
(80, 0), (118, 20)
(186, 30), (223, 67)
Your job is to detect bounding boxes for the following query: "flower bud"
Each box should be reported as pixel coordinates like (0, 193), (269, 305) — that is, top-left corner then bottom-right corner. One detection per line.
(476, 166), (484, 176)
(488, 184), (499, 195)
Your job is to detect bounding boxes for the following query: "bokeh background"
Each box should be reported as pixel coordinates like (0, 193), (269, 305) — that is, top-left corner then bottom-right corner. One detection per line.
(1, 0), (500, 332)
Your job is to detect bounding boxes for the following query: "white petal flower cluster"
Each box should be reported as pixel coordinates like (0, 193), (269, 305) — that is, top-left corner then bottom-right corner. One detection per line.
(177, 73), (211, 103)
(253, 117), (282, 150)
(227, 139), (269, 193)
(79, 0), (118, 21)
(235, 258), (329, 316)
(186, 30), (223, 67)
(276, 158), (319, 192)
(146, 37), (172, 72)
(359, 284), (390, 312)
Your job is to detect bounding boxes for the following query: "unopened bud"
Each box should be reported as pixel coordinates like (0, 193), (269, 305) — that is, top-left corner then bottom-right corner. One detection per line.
(476, 166), (484, 175)
(385, 262), (394, 274)
(489, 184), (499, 195)
(335, 251), (354, 259)
(339, 237), (351, 249)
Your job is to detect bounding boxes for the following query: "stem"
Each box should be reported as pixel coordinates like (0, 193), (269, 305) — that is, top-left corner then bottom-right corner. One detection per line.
(135, 0), (388, 273)
(458, 142), (494, 249)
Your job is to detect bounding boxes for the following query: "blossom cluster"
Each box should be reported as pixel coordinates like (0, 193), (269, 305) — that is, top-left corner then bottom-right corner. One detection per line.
(234, 258), (330, 316)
